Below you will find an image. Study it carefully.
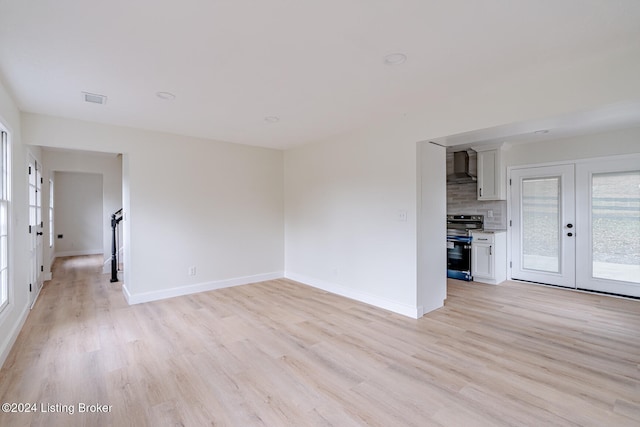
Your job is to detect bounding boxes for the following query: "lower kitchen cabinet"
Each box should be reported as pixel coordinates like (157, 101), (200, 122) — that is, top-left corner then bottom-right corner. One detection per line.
(471, 231), (506, 284)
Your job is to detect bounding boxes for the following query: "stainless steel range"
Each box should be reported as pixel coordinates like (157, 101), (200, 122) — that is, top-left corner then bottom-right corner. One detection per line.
(447, 215), (484, 281)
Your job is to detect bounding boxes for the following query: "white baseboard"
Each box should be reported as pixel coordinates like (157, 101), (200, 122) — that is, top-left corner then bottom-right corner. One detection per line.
(122, 271), (285, 305)
(103, 258), (111, 274)
(120, 269), (434, 319)
(122, 283), (133, 304)
(419, 298), (444, 316)
(55, 249), (103, 258)
(285, 272), (423, 319)
(0, 305), (30, 369)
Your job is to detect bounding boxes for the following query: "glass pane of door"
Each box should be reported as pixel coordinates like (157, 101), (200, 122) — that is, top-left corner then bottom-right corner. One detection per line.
(522, 177), (560, 273)
(591, 171), (640, 284)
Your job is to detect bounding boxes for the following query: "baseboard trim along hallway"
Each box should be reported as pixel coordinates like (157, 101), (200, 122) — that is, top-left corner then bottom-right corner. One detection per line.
(122, 271), (285, 305)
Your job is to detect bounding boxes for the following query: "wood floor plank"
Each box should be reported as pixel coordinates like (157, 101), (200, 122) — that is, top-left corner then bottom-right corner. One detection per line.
(1, 255), (639, 426)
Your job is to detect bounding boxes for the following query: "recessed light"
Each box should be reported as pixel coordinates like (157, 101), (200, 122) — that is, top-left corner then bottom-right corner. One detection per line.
(384, 53), (407, 66)
(82, 92), (107, 105)
(264, 116), (279, 123)
(533, 129), (549, 134)
(156, 91), (176, 100)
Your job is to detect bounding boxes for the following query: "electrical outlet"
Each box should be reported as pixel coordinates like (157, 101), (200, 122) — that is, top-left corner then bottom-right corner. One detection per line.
(397, 209), (408, 222)
(188, 266), (196, 276)
(488, 210), (494, 218)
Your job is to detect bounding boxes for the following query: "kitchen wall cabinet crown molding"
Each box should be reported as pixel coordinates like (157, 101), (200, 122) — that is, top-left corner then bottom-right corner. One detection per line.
(472, 143), (508, 201)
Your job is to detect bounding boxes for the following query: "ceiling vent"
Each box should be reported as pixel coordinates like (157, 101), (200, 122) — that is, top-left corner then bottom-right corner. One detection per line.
(82, 92), (107, 105)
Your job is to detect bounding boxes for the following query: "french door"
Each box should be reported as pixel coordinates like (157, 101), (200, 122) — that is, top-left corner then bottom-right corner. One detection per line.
(575, 158), (640, 296)
(28, 155), (43, 307)
(511, 157), (640, 297)
(511, 165), (576, 287)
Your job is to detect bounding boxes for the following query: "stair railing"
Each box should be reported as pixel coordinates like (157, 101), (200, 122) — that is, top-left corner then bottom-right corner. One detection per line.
(110, 208), (123, 282)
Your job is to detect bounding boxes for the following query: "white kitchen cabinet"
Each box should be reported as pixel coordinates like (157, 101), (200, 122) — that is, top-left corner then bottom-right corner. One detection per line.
(472, 240), (493, 278)
(471, 231), (506, 284)
(474, 146), (506, 201)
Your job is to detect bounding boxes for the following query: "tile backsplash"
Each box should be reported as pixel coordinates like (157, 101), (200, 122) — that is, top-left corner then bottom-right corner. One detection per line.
(446, 151), (507, 230)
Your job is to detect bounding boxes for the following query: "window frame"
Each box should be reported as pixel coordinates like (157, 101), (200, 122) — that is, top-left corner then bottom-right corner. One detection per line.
(0, 129), (11, 313)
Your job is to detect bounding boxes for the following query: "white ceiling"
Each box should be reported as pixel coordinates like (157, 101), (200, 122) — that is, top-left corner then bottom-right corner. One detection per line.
(1, 1), (640, 150)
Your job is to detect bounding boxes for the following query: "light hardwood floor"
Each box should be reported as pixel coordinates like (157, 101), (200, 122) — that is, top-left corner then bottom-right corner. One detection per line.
(1, 255), (639, 426)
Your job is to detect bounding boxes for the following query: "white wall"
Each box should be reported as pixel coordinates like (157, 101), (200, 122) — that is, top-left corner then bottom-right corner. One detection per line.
(284, 124), (421, 317)
(417, 142), (447, 315)
(41, 150), (123, 274)
(283, 128), (449, 318)
(283, 134), (446, 319)
(21, 113), (285, 304)
(53, 171), (103, 256)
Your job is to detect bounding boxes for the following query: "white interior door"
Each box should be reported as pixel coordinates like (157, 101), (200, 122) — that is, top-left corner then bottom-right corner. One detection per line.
(28, 155), (43, 307)
(576, 158), (640, 296)
(511, 165), (576, 288)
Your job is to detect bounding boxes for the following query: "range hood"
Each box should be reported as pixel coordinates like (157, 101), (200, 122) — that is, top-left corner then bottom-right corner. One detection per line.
(447, 151), (477, 183)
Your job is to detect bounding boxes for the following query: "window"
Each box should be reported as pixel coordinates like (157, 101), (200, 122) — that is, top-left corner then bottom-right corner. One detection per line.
(0, 130), (10, 311)
(49, 179), (54, 248)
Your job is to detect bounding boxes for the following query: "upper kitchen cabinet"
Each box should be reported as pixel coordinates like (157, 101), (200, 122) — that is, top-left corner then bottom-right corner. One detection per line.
(472, 144), (507, 200)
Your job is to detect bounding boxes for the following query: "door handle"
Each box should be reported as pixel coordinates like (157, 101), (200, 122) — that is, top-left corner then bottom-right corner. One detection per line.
(567, 232), (573, 237)
(567, 224), (573, 228)
(489, 245), (492, 255)
(36, 232), (43, 236)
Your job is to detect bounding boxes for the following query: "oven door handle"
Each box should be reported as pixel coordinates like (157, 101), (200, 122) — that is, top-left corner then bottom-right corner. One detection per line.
(447, 236), (473, 243)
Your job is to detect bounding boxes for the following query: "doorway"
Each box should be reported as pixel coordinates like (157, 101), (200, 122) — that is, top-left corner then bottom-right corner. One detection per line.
(510, 157), (640, 297)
